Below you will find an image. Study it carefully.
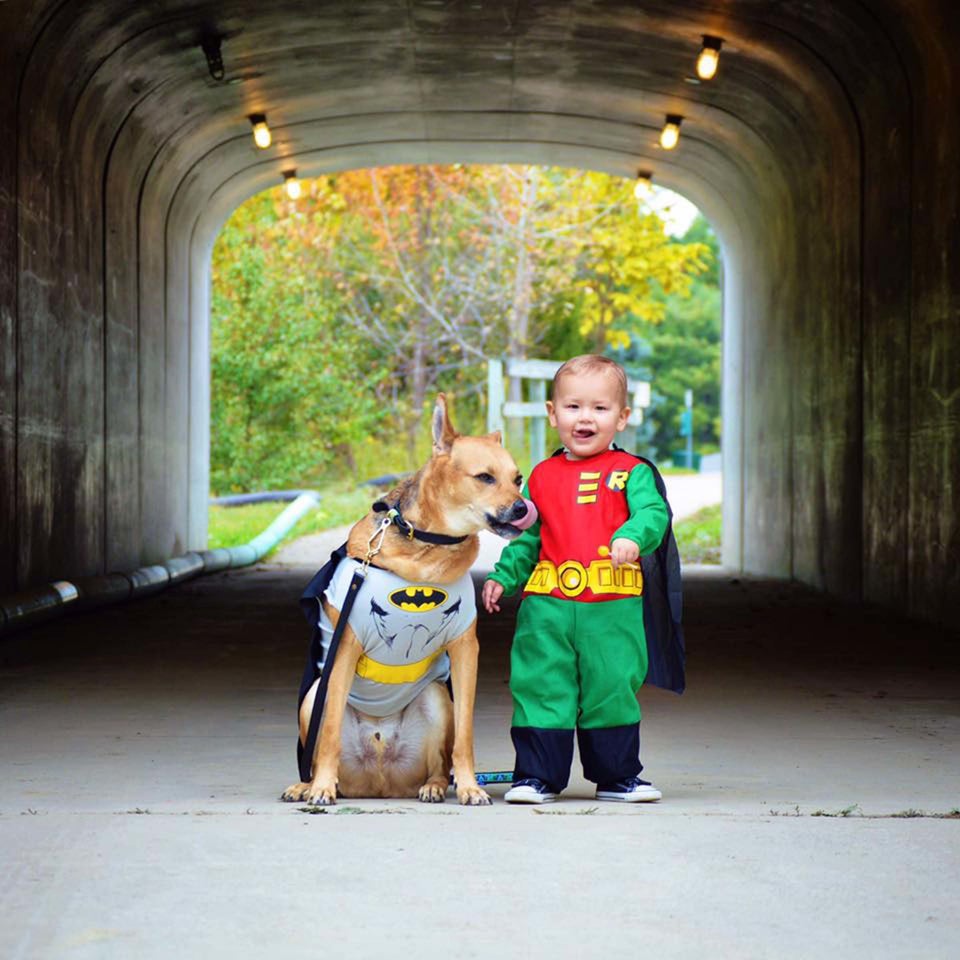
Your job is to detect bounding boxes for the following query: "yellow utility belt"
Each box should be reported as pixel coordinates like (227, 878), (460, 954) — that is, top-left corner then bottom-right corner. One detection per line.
(355, 648), (444, 685)
(524, 558), (643, 599)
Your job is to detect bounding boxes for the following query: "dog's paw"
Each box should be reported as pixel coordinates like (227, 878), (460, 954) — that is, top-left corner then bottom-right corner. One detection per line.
(280, 782), (310, 803)
(418, 781), (449, 803)
(303, 782), (338, 806)
(306, 790), (337, 806)
(456, 784), (493, 806)
(281, 781), (337, 805)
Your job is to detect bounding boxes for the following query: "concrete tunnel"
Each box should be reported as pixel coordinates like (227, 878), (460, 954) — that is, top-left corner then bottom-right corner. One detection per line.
(2, 7), (959, 950)
(0, 0), (958, 630)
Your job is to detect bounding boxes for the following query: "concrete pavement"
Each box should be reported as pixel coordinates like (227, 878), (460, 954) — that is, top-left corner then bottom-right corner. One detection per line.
(1, 563), (958, 959)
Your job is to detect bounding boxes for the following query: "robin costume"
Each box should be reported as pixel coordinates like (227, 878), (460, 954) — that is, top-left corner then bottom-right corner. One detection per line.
(487, 448), (670, 792)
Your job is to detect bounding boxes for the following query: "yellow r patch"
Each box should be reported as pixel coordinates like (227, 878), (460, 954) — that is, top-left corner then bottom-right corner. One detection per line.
(607, 470), (629, 491)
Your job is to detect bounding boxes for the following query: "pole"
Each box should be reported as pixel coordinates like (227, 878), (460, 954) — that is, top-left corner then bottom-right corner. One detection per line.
(529, 379), (546, 469)
(684, 389), (694, 470)
(487, 359), (505, 435)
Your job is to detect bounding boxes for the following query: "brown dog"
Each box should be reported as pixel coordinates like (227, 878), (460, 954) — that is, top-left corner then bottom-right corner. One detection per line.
(281, 395), (528, 806)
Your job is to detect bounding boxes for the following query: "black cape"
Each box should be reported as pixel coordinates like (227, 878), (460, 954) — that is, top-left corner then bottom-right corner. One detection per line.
(623, 451), (686, 695)
(296, 544), (348, 779)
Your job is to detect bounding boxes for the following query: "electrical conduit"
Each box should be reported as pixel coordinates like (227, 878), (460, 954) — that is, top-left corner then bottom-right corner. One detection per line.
(0, 491), (321, 637)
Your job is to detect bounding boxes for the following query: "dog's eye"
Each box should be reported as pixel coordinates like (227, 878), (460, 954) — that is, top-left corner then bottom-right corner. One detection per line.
(474, 473), (495, 485)
(514, 475), (523, 488)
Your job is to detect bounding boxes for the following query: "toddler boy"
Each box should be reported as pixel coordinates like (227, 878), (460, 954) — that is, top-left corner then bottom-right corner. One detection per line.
(482, 355), (669, 803)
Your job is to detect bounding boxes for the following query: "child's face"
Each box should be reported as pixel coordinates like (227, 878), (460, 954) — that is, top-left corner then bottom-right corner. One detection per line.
(546, 369), (631, 460)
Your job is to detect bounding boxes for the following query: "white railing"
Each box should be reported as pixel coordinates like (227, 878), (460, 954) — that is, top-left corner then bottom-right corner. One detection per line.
(487, 357), (651, 466)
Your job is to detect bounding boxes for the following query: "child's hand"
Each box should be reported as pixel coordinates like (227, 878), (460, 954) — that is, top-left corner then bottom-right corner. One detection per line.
(482, 579), (504, 613)
(610, 537), (640, 568)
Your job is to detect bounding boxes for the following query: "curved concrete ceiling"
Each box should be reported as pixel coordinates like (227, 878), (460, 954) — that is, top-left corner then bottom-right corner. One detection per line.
(14, 0), (875, 225)
(2, 0), (958, 626)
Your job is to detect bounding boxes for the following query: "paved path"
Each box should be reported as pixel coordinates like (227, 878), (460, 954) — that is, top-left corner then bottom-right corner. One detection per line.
(1, 565), (958, 959)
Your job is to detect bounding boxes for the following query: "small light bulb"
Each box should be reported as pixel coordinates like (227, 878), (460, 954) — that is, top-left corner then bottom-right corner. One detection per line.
(283, 170), (301, 200)
(249, 114), (271, 149)
(696, 36), (723, 80)
(634, 170), (653, 199)
(696, 48), (719, 80)
(660, 115), (683, 151)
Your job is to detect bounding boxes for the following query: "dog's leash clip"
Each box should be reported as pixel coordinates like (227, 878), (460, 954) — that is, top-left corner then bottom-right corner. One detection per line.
(363, 512), (395, 572)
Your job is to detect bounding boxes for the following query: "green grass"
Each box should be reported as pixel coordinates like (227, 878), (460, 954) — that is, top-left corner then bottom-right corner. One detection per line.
(673, 502), (722, 565)
(811, 804), (862, 818)
(207, 483), (375, 553)
(209, 478), (724, 567)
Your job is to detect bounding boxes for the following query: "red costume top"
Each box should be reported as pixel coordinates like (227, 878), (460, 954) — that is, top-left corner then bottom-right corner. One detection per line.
(491, 449), (669, 603)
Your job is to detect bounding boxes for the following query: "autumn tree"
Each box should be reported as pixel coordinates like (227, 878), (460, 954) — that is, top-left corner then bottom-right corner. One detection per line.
(626, 215), (723, 460)
(209, 192), (384, 492)
(541, 171), (710, 352)
(209, 165), (717, 485)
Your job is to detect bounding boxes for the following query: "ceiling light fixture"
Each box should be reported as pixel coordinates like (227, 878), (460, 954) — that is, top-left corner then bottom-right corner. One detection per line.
(249, 114), (271, 149)
(660, 115), (683, 150)
(200, 32), (225, 82)
(283, 169), (301, 200)
(634, 170), (653, 199)
(696, 36), (723, 80)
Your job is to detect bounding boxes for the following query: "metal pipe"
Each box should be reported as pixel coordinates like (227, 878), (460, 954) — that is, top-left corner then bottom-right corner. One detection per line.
(0, 491), (321, 638)
(210, 490), (313, 506)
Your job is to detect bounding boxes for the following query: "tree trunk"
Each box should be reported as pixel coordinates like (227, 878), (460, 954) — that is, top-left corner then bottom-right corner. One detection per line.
(408, 169), (434, 466)
(507, 168), (539, 454)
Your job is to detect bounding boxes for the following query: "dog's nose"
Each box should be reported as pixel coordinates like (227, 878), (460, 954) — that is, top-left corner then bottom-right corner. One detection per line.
(507, 499), (528, 520)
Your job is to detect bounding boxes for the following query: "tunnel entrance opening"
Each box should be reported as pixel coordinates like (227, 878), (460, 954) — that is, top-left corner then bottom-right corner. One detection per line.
(204, 164), (724, 564)
(4, 0), (957, 629)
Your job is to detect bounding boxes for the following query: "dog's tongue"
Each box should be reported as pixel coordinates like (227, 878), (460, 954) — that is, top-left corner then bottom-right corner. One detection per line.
(512, 498), (538, 531)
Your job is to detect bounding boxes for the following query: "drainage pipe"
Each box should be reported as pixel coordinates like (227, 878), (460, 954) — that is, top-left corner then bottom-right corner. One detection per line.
(210, 490), (313, 506)
(0, 491), (321, 638)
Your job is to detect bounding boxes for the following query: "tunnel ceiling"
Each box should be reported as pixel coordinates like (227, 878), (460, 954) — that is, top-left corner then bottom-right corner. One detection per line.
(7, 0), (919, 213)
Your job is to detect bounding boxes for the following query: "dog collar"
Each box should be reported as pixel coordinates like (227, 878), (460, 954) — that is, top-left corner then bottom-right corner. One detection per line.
(372, 501), (469, 546)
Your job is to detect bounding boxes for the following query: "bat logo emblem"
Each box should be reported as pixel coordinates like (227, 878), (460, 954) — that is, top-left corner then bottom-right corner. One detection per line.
(388, 586), (449, 613)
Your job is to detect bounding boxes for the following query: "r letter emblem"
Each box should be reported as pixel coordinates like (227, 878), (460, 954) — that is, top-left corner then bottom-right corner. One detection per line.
(607, 470), (629, 491)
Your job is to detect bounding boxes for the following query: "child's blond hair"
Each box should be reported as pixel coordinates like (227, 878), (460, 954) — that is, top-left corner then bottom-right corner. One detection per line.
(551, 355), (629, 408)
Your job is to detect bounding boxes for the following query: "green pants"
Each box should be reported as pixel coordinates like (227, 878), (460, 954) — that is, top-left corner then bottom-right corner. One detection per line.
(510, 595), (649, 789)
(511, 594), (648, 728)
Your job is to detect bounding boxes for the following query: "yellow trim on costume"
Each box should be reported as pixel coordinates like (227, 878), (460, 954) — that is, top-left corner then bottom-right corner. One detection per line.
(576, 471), (602, 504)
(355, 649), (444, 684)
(524, 558), (644, 598)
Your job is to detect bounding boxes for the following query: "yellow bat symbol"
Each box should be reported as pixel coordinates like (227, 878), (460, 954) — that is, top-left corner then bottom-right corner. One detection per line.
(388, 586), (448, 613)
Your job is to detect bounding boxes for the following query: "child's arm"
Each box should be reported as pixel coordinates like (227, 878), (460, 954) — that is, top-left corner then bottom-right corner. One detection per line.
(611, 463), (670, 560)
(483, 484), (542, 612)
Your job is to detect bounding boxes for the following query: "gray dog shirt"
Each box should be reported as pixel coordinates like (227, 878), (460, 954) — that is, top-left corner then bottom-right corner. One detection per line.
(317, 558), (477, 717)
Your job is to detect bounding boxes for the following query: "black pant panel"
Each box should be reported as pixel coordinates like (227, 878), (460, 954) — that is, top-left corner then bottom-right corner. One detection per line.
(511, 726), (575, 792)
(577, 723), (642, 785)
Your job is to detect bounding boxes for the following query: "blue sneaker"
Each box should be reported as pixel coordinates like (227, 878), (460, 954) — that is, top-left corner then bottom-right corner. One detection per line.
(595, 776), (662, 803)
(504, 778), (558, 804)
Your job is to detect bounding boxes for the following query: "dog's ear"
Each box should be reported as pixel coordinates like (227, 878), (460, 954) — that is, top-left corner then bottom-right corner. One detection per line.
(486, 430), (503, 445)
(432, 393), (459, 455)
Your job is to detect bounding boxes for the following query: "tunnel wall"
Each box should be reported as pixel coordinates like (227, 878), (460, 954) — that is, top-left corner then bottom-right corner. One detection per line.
(901, 1), (960, 622)
(0, 1), (957, 628)
(0, 19), (19, 596)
